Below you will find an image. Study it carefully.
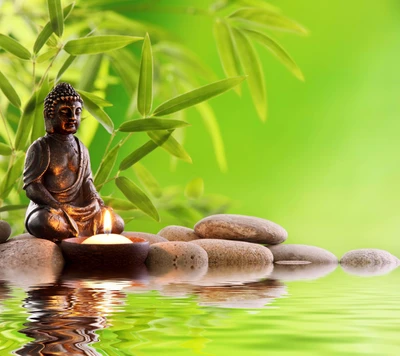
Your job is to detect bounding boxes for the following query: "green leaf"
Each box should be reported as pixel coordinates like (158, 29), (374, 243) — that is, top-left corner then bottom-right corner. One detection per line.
(137, 33), (153, 117)
(78, 54), (103, 91)
(108, 49), (139, 95)
(232, 28), (267, 121)
(119, 139), (163, 171)
(0, 154), (25, 199)
(133, 162), (162, 198)
(36, 48), (58, 63)
(0, 34), (31, 60)
(14, 92), (37, 151)
(77, 90), (112, 107)
(244, 29), (304, 80)
(0, 204), (28, 213)
(94, 143), (121, 190)
(148, 131), (192, 163)
(164, 203), (203, 227)
(119, 118), (190, 132)
(185, 178), (204, 199)
(64, 35), (143, 55)
(213, 19), (241, 94)
(34, 2), (74, 54)
(47, 0), (64, 37)
(56, 55), (76, 83)
(0, 143), (12, 156)
(116, 176), (159, 221)
(153, 76), (246, 116)
(78, 91), (114, 134)
(229, 8), (308, 35)
(196, 103), (227, 172)
(0, 71), (21, 108)
(31, 75), (50, 142)
(102, 196), (137, 211)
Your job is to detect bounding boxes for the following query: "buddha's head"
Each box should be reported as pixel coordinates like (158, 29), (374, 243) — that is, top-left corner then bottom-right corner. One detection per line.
(44, 83), (83, 135)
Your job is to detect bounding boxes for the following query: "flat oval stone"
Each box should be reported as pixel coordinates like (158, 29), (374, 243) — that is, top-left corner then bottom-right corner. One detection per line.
(270, 262), (338, 281)
(340, 249), (399, 276)
(146, 241), (208, 274)
(122, 231), (167, 245)
(194, 214), (287, 244)
(158, 225), (200, 242)
(191, 239), (273, 267)
(0, 220), (12, 244)
(0, 238), (64, 288)
(268, 244), (338, 264)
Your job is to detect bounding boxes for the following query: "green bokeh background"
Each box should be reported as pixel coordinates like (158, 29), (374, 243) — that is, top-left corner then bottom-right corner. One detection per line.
(89, 0), (400, 258)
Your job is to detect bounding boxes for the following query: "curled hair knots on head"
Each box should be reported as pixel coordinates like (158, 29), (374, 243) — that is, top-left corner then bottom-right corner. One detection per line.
(44, 83), (83, 119)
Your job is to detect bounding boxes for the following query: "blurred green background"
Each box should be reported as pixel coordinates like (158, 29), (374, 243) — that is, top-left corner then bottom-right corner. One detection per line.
(91, 0), (400, 257)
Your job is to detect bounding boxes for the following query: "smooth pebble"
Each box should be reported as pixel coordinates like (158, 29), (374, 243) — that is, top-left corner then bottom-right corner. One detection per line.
(268, 244), (338, 264)
(0, 220), (12, 244)
(158, 225), (199, 242)
(122, 231), (167, 245)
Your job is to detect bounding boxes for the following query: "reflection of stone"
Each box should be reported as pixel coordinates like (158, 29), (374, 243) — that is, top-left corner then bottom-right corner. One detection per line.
(158, 225), (199, 242)
(0, 238), (64, 288)
(122, 231), (167, 244)
(196, 279), (287, 309)
(194, 214), (287, 244)
(192, 239), (273, 267)
(340, 249), (399, 277)
(0, 220), (11, 243)
(270, 262), (338, 281)
(268, 244), (338, 264)
(195, 264), (273, 287)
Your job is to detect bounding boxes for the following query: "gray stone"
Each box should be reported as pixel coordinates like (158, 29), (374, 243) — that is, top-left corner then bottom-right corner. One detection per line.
(340, 249), (399, 277)
(191, 239), (273, 267)
(194, 214), (287, 244)
(158, 225), (199, 242)
(0, 220), (12, 243)
(0, 238), (64, 288)
(122, 231), (167, 245)
(270, 262), (338, 281)
(146, 241), (208, 274)
(7, 233), (36, 241)
(268, 244), (338, 264)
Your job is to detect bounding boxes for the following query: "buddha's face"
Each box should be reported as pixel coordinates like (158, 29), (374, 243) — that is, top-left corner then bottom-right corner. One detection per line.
(48, 100), (82, 135)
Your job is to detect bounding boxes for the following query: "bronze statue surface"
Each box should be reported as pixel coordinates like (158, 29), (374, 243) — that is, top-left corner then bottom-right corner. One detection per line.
(23, 83), (123, 242)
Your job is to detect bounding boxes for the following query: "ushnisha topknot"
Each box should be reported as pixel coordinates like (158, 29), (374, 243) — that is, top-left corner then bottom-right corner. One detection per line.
(44, 82), (83, 119)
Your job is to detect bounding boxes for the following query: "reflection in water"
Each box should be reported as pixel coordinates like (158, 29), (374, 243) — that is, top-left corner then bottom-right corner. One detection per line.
(14, 265), (148, 356)
(340, 261), (398, 277)
(270, 262), (338, 281)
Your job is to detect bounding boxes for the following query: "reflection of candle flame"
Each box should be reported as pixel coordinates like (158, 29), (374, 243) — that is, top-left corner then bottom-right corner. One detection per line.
(104, 210), (112, 234)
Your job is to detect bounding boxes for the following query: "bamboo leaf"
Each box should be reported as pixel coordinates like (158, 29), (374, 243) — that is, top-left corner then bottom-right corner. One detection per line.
(148, 131), (192, 163)
(14, 92), (37, 151)
(232, 28), (267, 121)
(56, 55), (76, 83)
(133, 162), (162, 198)
(164, 203), (203, 227)
(31, 76), (50, 142)
(78, 54), (103, 91)
(34, 2), (74, 54)
(196, 103), (227, 172)
(0, 34), (31, 60)
(0, 143), (12, 156)
(213, 19), (241, 94)
(153, 76), (246, 116)
(119, 139), (162, 171)
(36, 48), (58, 63)
(229, 8), (308, 35)
(0, 71), (21, 108)
(64, 35), (143, 55)
(94, 143), (121, 190)
(108, 49), (139, 95)
(244, 29), (304, 80)
(119, 118), (189, 132)
(116, 176), (159, 221)
(137, 33), (153, 117)
(78, 90), (112, 107)
(185, 178), (204, 199)
(78, 91), (114, 134)
(0, 154), (25, 199)
(0, 204), (28, 213)
(102, 196), (137, 211)
(47, 0), (64, 37)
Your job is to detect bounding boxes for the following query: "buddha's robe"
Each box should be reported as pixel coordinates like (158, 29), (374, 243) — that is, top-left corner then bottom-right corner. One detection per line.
(23, 135), (101, 237)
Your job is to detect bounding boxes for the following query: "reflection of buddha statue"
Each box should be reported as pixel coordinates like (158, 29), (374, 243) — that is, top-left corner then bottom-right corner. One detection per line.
(23, 83), (123, 242)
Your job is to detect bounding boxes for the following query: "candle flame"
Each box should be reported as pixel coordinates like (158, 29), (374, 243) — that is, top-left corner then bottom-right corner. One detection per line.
(104, 209), (112, 234)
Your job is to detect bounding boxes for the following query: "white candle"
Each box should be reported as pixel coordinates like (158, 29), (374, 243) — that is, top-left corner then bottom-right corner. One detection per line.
(82, 233), (133, 245)
(81, 209), (132, 244)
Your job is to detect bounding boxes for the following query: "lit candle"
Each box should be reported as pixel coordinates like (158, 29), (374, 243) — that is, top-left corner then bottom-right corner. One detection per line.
(82, 209), (132, 245)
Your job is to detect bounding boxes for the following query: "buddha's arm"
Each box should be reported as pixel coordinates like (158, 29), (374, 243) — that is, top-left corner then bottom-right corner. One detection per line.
(25, 181), (61, 210)
(83, 179), (105, 207)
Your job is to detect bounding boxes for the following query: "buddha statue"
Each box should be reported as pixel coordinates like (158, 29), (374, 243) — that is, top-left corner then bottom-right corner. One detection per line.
(23, 83), (124, 242)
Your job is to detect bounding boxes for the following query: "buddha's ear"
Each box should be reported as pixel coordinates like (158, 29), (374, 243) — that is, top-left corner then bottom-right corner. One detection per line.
(44, 111), (54, 134)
